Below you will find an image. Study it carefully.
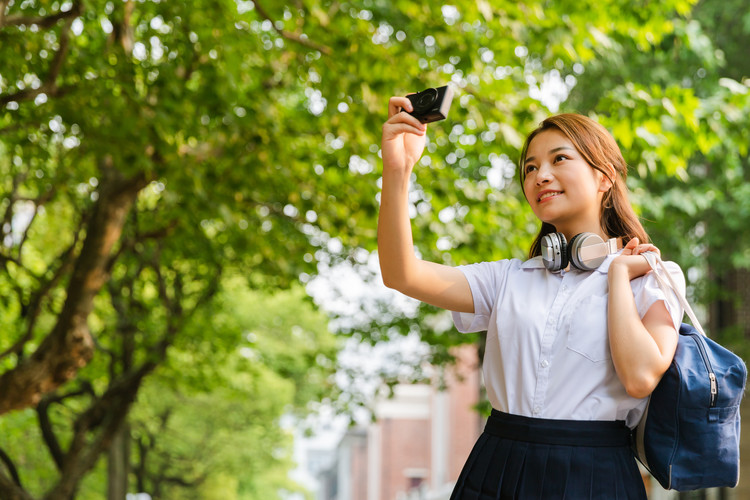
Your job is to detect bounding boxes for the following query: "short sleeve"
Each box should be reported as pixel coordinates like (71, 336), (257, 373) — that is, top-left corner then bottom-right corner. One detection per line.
(630, 260), (685, 330)
(450, 260), (511, 333)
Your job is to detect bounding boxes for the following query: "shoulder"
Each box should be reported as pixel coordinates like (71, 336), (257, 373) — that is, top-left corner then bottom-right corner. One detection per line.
(630, 258), (686, 323)
(457, 257), (537, 276)
(632, 258), (685, 293)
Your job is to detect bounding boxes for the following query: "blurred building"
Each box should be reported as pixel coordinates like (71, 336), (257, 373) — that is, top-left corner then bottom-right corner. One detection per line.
(316, 345), (482, 500)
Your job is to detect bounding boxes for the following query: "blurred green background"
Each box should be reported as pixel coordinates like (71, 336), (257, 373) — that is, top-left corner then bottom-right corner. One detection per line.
(0, 0), (748, 498)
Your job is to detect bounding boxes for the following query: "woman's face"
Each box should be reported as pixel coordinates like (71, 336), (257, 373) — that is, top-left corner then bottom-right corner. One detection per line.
(522, 129), (610, 237)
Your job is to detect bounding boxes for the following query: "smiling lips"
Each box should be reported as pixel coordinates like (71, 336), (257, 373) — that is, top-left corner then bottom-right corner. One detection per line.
(537, 190), (563, 203)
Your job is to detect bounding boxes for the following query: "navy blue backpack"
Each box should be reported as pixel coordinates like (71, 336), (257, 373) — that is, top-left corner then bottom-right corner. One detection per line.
(633, 254), (747, 491)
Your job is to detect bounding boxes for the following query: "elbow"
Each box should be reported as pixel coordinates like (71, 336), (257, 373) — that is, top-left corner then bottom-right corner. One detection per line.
(624, 383), (653, 400)
(622, 374), (660, 400)
(621, 356), (673, 399)
(380, 268), (408, 292)
(381, 274), (399, 290)
(379, 259), (413, 293)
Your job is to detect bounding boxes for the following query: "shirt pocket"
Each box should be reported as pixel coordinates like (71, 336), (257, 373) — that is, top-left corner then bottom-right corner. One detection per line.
(566, 295), (610, 363)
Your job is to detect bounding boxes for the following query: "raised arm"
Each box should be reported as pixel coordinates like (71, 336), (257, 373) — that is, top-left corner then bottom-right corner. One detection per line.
(378, 96), (473, 312)
(607, 238), (678, 398)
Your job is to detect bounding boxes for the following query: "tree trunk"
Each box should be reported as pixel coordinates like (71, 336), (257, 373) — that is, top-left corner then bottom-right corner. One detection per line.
(108, 422), (131, 500)
(709, 268), (750, 340)
(0, 171), (147, 415)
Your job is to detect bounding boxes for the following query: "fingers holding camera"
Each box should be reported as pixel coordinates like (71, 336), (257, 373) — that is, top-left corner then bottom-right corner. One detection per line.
(381, 97), (427, 175)
(388, 96), (414, 117)
(385, 97), (426, 136)
(382, 118), (426, 140)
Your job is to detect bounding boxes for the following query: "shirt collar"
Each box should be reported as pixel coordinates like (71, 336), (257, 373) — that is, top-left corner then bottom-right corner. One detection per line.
(520, 256), (546, 270)
(520, 250), (623, 273)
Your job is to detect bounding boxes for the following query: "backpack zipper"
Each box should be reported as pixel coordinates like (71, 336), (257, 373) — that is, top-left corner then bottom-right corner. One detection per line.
(688, 331), (717, 407)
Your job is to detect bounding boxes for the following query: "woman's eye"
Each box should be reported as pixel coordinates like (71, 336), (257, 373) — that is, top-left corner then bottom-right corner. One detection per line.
(525, 165), (537, 174)
(554, 154), (567, 163)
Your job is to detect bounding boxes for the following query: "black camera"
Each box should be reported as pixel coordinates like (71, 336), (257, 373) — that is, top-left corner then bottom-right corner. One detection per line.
(404, 85), (454, 123)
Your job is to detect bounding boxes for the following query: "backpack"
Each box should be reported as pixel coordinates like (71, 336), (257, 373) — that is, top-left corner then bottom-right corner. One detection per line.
(633, 253), (747, 491)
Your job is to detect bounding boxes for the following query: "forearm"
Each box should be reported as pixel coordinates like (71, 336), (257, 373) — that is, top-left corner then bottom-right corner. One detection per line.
(377, 169), (418, 289)
(377, 99), (472, 311)
(608, 263), (672, 398)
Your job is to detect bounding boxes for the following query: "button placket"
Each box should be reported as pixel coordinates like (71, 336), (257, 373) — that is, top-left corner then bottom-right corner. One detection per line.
(531, 276), (571, 418)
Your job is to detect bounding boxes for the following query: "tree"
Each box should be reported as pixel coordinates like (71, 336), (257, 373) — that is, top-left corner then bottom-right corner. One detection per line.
(2, 0), (743, 497)
(125, 283), (337, 499)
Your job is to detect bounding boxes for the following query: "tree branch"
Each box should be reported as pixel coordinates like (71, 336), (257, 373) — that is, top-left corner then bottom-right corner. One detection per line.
(0, 447), (21, 487)
(110, 0), (135, 54)
(250, 0), (332, 55)
(48, 361), (155, 499)
(16, 186), (57, 259)
(0, 2), (80, 105)
(1, 173), (28, 244)
(0, 1), (8, 28)
(0, 215), (86, 363)
(1, 0), (81, 29)
(36, 382), (95, 471)
(0, 468), (32, 500)
(0, 169), (149, 416)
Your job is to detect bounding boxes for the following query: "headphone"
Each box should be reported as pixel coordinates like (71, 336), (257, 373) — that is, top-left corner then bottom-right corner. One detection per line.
(541, 232), (621, 272)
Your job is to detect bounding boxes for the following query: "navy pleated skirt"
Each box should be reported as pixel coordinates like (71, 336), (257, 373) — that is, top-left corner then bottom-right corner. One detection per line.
(450, 410), (647, 500)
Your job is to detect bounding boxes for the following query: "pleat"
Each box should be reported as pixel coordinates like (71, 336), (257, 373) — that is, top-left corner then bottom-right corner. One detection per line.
(515, 443), (548, 498)
(590, 447), (611, 499)
(541, 443), (572, 499)
(612, 447), (628, 500)
(451, 433), (491, 500)
(484, 436), (513, 497)
(565, 445), (594, 499)
(497, 440), (528, 499)
(619, 445), (647, 500)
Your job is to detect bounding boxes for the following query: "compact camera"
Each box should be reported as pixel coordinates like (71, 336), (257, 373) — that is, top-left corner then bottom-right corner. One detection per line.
(404, 85), (454, 123)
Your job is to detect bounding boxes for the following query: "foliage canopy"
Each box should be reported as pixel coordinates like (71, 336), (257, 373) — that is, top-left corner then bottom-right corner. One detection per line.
(0, 0), (749, 497)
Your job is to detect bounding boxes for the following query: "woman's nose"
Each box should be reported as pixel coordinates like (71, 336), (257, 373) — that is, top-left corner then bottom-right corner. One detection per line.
(536, 164), (553, 185)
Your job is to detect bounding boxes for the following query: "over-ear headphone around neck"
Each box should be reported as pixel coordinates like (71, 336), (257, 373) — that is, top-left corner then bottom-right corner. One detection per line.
(541, 232), (621, 272)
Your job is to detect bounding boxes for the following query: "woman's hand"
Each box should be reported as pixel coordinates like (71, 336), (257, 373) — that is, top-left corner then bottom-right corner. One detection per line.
(381, 96), (427, 175)
(609, 237), (659, 281)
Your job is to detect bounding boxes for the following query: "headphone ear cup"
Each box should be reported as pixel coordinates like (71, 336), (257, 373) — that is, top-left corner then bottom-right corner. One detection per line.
(569, 232), (606, 270)
(568, 233), (584, 270)
(541, 233), (568, 272)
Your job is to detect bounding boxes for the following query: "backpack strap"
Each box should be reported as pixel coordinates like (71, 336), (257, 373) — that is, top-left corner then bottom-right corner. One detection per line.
(641, 252), (704, 336)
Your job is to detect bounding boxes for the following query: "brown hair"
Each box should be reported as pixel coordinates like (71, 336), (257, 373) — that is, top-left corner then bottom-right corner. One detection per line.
(519, 113), (649, 258)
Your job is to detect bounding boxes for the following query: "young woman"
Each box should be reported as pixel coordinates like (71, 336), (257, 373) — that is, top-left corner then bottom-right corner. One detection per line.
(378, 96), (685, 499)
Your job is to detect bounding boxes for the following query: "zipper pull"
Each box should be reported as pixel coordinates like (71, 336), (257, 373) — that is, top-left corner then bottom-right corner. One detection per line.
(709, 372), (717, 407)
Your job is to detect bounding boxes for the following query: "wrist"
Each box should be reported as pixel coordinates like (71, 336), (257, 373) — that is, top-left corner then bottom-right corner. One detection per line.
(608, 260), (631, 283)
(381, 163), (412, 185)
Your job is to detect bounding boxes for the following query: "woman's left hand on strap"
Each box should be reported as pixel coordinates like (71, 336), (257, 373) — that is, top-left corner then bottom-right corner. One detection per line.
(610, 237), (659, 281)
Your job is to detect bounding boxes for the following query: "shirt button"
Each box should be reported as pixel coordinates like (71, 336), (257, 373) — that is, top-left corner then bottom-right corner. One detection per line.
(541, 359), (549, 368)
(533, 406), (541, 415)
(561, 285), (568, 292)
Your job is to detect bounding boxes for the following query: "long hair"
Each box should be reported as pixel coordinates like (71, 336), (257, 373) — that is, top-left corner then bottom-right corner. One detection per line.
(519, 114), (649, 258)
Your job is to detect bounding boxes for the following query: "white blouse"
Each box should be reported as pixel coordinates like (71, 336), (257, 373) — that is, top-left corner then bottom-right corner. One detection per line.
(452, 252), (685, 428)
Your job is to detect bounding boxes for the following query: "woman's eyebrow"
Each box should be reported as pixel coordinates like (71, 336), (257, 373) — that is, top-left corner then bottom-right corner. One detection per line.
(524, 146), (575, 165)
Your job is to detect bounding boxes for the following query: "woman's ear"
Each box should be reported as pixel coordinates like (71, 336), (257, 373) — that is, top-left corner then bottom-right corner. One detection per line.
(598, 164), (615, 193)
